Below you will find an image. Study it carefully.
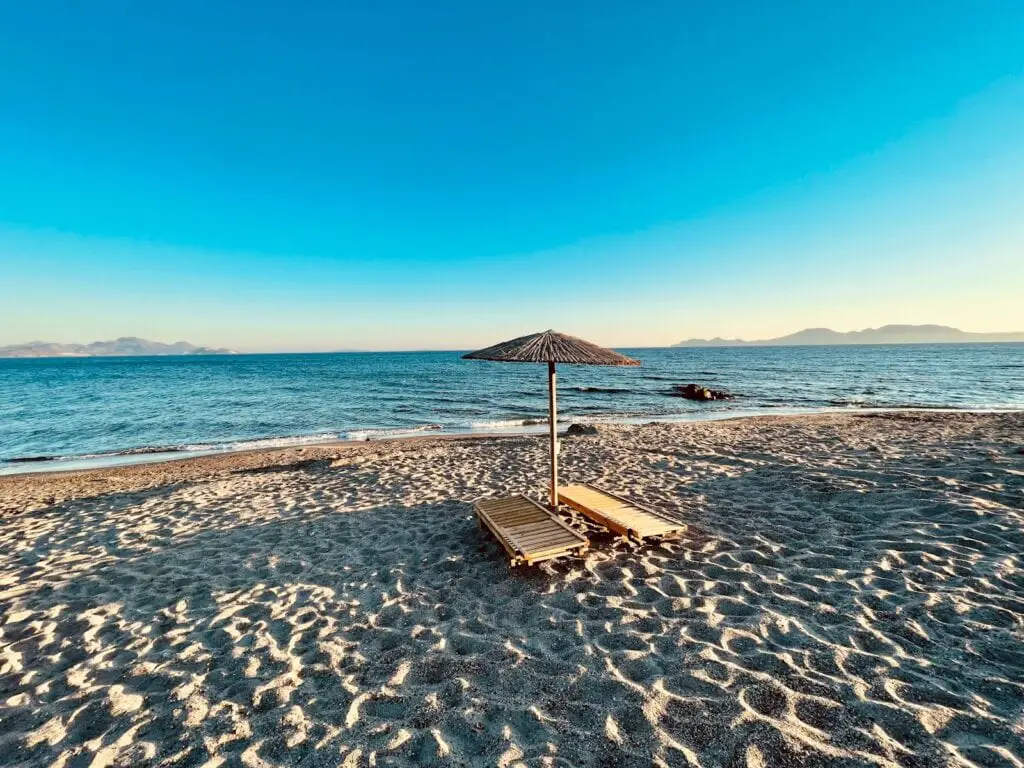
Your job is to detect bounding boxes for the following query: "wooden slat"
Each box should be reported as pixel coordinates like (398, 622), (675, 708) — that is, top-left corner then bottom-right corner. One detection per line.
(479, 498), (533, 509)
(525, 542), (587, 565)
(510, 532), (578, 548)
(491, 516), (545, 528)
(507, 528), (573, 544)
(490, 509), (546, 520)
(557, 484), (686, 542)
(483, 500), (530, 511)
(583, 484), (684, 525)
(480, 504), (531, 515)
(487, 508), (544, 519)
(518, 537), (581, 553)
(475, 494), (588, 567)
(504, 521), (565, 536)
(507, 526), (579, 543)
(489, 502), (545, 514)
(524, 541), (584, 560)
(509, 531), (578, 546)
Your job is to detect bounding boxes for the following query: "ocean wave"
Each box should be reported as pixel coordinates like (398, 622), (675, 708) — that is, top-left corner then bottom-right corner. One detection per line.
(639, 373), (722, 383)
(755, 395), (835, 406)
(565, 412), (650, 424)
(118, 445), (189, 456)
(180, 432), (344, 452)
(573, 386), (632, 393)
(467, 413), (654, 429)
(344, 425), (443, 441)
(3, 426), (449, 465)
(6, 443), (221, 464)
(827, 400), (969, 411)
(467, 417), (548, 429)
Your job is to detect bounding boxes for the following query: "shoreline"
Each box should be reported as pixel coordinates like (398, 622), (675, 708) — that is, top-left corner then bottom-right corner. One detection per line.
(4, 404), (1022, 479)
(2, 409), (1020, 515)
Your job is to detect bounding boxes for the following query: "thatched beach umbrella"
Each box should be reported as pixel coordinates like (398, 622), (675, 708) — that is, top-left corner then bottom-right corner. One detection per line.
(464, 330), (640, 508)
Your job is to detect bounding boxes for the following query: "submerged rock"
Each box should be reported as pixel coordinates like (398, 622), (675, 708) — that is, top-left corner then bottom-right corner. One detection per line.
(672, 383), (735, 401)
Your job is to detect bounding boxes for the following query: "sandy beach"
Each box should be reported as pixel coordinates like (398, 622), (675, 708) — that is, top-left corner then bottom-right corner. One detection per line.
(1, 411), (1022, 767)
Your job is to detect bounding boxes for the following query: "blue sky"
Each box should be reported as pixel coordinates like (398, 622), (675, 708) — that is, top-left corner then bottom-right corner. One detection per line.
(1, 1), (1022, 351)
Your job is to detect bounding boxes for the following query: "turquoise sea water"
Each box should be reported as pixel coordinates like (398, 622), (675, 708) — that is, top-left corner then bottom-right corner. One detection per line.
(1, 344), (1022, 474)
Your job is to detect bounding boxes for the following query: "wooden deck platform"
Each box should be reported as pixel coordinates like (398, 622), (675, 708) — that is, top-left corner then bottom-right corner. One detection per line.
(558, 483), (686, 541)
(475, 494), (589, 566)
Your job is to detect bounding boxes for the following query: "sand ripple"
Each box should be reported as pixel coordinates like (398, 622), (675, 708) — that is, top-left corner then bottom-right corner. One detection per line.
(1, 412), (1022, 766)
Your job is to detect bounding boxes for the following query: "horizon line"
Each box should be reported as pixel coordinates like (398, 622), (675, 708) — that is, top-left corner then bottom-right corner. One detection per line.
(4, 339), (1024, 360)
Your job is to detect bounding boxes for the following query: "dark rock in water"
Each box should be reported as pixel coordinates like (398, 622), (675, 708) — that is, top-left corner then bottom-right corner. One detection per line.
(566, 423), (600, 436)
(672, 383), (735, 401)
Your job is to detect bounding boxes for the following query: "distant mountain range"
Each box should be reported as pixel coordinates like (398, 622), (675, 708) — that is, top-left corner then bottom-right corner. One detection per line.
(674, 325), (1024, 347)
(0, 337), (236, 358)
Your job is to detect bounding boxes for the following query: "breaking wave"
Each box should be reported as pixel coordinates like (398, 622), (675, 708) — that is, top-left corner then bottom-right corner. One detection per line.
(466, 418), (549, 429)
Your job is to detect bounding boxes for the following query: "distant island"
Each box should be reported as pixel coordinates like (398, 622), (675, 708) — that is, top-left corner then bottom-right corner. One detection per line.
(0, 337), (237, 358)
(674, 324), (1024, 347)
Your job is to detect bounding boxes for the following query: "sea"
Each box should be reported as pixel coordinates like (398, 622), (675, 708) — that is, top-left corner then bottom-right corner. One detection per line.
(2, 343), (1022, 475)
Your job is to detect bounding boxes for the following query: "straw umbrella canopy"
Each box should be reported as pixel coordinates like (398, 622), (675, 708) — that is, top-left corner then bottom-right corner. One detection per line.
(463, 330), (640, 508)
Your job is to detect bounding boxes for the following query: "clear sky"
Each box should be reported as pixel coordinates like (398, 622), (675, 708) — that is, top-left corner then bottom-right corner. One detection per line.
(1, 1), (1022, 351)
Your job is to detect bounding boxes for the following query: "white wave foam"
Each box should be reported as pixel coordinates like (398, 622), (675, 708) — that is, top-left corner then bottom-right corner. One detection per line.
(344, 424), (443, 441)
(181, 433), (343, 452)
(464, 413), (655, 430)
(467, 417), (549, 429)
(564, 412), (649, 424)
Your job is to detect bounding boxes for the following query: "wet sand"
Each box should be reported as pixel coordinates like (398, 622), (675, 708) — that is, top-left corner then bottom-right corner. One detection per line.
(1, 411), (1022, 767)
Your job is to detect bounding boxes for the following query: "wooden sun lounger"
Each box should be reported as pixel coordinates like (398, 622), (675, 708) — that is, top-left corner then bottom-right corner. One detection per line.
(475, 494), (589, 566)
(558, 483), (686, 542)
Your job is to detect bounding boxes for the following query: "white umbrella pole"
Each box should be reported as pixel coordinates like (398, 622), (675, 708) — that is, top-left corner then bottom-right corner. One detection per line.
(548, 361), (558, 508)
